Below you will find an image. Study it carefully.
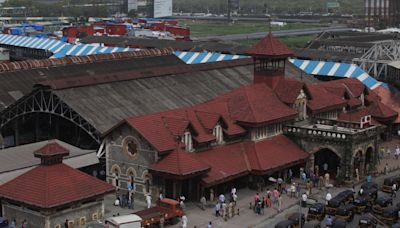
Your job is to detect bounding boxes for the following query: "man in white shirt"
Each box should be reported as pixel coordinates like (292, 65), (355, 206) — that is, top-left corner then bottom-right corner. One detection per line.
(325, 192), (332, 205)
(302, 193), (308, 207)
(146, 194), (152, 209)
(181, 215), (188, 228)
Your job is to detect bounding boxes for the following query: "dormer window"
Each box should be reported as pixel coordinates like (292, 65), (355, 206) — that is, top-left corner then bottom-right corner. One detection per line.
(213, 123), (224, 144)
(182, 131), (193, 152)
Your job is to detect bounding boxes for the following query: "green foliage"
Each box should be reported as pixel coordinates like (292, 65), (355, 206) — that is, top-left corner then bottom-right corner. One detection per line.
(173, 0), (364, 15)
(185, 20), (324, 37)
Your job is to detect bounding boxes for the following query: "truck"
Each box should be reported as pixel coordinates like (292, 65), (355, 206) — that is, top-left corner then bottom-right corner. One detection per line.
(106, 198), (184, 228)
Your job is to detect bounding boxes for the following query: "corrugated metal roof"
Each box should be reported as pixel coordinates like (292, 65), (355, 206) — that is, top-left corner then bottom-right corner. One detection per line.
(174, 51), (249, 64)
(54, 64), (253, 134)
(0, 34), (138, 58)
(289, 59), (388, 90)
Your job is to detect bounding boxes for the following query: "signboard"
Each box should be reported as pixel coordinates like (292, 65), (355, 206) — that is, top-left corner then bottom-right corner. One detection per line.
(327, 1), (340, 9)
(153, 0), (172, 18)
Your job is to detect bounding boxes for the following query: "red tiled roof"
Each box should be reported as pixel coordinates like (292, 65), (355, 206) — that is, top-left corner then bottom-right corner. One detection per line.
(34, 141), (70, 157)
(221, 84), (298, 125)
(320, 78), (365, 98)
(195, 143), (250, 186)
(0, 163), (114, 208)
(246, 32), (294, 57)
(306, 84), (347, 114)
(347, 97), (362, 108)
(273, 78), (305, 104)
(149, 146), (210, 177)
(373, 87), (400, 123)
(191, 135), (309, 186)
(248, 135), (309, 173)
(368, 101), (398, 121)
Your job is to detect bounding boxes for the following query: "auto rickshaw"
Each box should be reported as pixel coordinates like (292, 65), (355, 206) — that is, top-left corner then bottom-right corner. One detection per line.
(372, 196), (393, 215)
(381, 206), (399, 225)
(335, 204), (355, 222)
(326, 196), (346, 215)
(337, 190), (354, 204)
(358, 214), (377, 228)
(275, 219), (296, 228)
(361, 182), (378, 190)
(363, 187), (378, 202)
(331, 219), (347, 228)
(288, 212), (305, 228)
(307, 203), (325, 221)
(353, 196), (369, 213)
(303, 220), (321, 228)
(383, 176), (400, 193)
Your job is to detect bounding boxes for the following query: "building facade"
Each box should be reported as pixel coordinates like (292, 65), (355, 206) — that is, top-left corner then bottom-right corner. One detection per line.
(104, 33), (398, 202)
(0, 142), (114, 228)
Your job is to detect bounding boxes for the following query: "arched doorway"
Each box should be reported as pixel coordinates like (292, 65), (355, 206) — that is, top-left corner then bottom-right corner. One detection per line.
(353, 150), (363, 177)
(365, 147), (374, 173)
(314, 148), (341, 178)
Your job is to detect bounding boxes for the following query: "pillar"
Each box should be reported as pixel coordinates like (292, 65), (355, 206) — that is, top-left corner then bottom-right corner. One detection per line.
(14, 119), (19, 146)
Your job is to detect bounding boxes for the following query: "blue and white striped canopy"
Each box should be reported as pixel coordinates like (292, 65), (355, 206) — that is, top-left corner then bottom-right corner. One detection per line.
(290, 59), (388, 90)
(174, 51), (249, 64)
(0, 34), (137, 58)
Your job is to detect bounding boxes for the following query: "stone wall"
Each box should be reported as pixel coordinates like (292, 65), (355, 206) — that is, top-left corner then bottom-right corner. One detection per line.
(49, 201), (104, 228)
(1, 200), (104, 228)
(105, 123), (159, 202)
(2, 203), (45, 228)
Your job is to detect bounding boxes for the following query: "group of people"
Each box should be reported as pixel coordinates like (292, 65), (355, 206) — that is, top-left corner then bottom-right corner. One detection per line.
(253, 187), (283, 214)
(213, 188), (238, 221)
(381, 145), (400, 159)
(113, 183), (135, 209)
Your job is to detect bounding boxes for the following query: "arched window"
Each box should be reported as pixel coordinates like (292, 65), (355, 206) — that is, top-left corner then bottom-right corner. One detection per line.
(213, 123), (224, 144)
(111, 165), (121, 188)
(182, 131), (193, 152)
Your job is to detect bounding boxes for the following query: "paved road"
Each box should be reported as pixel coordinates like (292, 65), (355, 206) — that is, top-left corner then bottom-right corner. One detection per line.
(256, 170), (400, 228)
(195, 26), (353, 41)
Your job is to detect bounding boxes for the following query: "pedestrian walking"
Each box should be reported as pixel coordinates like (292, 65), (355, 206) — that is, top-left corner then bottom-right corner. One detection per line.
(265, 195), (272, 208)
(392, 183), (397, 198)
(288, 169), (293, 183)
(325, 192), (332, 205)
(323, 162), (328, 174)
(9, 219), (16, 228)
(146, 193), (152, 209)
(277, 195), (282, 212)
(385, 163), (389, 175)
(181, 215), (188, 228)
(210, 188), (214, 202)
(64, 219), (69, 228)
(200, 196), (207, 210)
(215, 203), (220, 217)
(159, 214), (165, 228)
(302, 192), (307, 208)
(295, 183), (300, 198)
(326, 215), (333, 228)
(219, 193), (225, 203)
(290, 183), (295, 198)
(207, 221), (212, 228)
